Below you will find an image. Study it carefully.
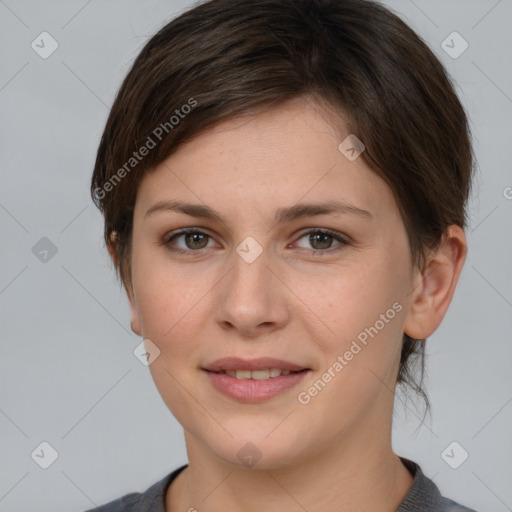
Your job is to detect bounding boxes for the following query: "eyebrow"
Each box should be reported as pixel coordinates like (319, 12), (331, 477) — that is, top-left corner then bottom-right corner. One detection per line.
(144, 199), (372, 223)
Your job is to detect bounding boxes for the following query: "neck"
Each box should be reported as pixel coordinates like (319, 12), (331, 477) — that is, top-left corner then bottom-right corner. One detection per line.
(166, 415), (413, 512)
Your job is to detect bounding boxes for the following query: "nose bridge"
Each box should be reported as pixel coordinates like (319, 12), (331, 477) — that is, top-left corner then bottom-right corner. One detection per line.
(215, 236), (287, 331)
(228, 237), (272, 298)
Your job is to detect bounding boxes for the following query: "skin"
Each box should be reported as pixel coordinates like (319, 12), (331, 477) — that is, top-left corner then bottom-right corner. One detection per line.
(111, 96), (467, 511)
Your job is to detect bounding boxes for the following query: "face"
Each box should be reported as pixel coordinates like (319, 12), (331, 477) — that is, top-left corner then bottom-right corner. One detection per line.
(128, 97), (418, 469)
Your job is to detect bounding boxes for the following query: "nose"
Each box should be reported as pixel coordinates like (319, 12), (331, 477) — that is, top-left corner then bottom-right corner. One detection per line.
(214, 242), (290, 338)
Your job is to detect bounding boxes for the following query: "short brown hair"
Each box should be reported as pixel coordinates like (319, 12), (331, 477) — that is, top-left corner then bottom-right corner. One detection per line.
(91, 0), (474, 413)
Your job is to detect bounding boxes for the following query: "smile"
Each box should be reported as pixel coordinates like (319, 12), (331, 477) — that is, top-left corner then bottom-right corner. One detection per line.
(203, 368), (311, 403)
(211, 368), (306, 379)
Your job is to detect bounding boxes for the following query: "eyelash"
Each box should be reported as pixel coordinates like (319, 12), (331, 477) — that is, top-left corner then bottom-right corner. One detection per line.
(162, 227), (350, 256)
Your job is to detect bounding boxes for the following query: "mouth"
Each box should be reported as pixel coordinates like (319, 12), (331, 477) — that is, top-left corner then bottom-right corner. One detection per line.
(203, 356), (310, 373)
(202, 357), (312, 403)
(204, 368), (309, 380)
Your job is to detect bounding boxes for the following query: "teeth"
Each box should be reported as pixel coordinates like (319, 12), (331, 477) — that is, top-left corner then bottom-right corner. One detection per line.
(251, 369), (270, 380)
(223, 368), (296, 379)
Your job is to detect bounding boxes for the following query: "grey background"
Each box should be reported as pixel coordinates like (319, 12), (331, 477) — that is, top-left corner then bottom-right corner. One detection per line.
(0, 1), (511, 511)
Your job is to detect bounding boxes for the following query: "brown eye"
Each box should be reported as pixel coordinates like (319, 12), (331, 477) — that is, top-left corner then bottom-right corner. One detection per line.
(164, 229), (215, 254)
(309, 232), (334, 250)
(183, 232), (209, 250)
(294, 229), (350, 254)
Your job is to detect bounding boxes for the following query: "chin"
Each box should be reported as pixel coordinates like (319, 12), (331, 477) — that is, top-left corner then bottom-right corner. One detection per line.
(205, 431), (307, 471)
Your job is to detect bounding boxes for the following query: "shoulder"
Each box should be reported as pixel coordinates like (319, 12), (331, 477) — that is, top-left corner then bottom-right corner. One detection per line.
(82, 464), (188, 512)
(440, 497), (479, 512)
(397, 457), (480, 512)
(83, 491), (146, 512)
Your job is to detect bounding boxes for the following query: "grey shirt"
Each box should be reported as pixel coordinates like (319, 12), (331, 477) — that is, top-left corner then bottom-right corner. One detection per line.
(85, 457), (478, 511)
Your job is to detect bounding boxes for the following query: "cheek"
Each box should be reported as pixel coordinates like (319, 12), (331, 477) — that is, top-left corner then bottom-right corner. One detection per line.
(303, 250), (409, 399)
(312, 256), (406, 343)
(131, 249), (207, 357)
(299, 267), (406, 426)
(132, 263), (209, 419)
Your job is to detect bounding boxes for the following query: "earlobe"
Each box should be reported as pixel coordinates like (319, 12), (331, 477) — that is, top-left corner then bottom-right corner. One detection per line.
(107, 237), (118, 267)
(129, 296), (142, 336)
(404, 225), (467, 340)
(108, 235), (141, 336)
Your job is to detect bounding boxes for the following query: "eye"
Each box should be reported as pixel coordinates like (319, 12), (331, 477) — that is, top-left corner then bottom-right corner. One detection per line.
(293, 228), (350, 254)
(162, 227), (350, 256)
(164, 228), (217, 254)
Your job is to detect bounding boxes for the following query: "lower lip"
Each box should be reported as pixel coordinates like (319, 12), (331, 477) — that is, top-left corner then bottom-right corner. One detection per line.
(203, 370), (310, 403)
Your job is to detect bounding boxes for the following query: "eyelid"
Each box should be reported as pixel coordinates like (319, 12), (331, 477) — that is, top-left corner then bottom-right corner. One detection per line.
(162, 226), (350, 255)
(162, 227), (221, 251)
(292, 227), (351, 246)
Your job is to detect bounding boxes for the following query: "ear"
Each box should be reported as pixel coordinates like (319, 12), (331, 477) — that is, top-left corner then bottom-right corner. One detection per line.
(128, 297), (142, 337)
(404, 225), (467, 340)
(107, 236), (118, 267)
(107, 236), (142, 337)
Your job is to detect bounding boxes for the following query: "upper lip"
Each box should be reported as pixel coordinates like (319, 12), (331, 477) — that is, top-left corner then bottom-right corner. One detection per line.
(203, 357), (309, 372)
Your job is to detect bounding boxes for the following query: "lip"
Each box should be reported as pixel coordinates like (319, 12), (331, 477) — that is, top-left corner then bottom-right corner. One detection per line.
(203, 368), (311, 403)
(203, 357), (309, 372)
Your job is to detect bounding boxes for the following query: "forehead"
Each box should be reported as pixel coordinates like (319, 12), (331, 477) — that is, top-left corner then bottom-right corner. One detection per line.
(135, 97), (399, 224)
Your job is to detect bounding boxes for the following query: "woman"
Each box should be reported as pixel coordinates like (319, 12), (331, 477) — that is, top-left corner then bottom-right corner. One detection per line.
(88, 0), (477, 510)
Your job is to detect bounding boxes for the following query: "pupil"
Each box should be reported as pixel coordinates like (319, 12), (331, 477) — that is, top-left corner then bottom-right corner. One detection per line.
(186, 233), (207, 249)
(183, 232), (332, 251)
(311, 232), (331, 249)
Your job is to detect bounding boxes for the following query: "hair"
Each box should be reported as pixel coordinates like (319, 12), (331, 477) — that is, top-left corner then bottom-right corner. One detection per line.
(91, 0), (474, 417)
